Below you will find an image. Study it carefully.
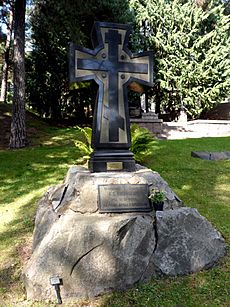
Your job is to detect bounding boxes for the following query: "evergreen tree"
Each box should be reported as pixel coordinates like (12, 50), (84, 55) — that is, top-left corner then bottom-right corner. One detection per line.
(27, 0), (134, 121)
(130, 0), (230, 118)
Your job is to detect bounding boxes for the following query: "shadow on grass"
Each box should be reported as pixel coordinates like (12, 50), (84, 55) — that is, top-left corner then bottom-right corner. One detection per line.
(0, 136), (229, 305)
(0, 144), (84, 301)
(0, 264), (19, 292)
(0, 146), (81, 204)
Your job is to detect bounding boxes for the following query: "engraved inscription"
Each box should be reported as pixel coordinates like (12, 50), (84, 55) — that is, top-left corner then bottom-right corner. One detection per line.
(98, 184), (151, 213)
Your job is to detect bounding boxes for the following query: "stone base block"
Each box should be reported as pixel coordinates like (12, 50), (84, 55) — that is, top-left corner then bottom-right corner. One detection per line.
(89, 149), (136, 172)
(22, 166), (226, 302)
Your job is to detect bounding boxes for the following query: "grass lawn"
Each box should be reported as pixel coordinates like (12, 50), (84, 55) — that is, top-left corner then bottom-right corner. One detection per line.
(0, 121), (229, 306)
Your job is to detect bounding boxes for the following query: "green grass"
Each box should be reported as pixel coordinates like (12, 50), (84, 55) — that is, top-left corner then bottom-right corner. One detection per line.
(0, 124), (229, 305)
(100, 137), (230, 307)
(148, 138), (230, 238)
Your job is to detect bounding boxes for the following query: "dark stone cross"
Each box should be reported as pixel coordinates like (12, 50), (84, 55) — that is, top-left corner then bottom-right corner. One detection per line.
(69, 22), (153, 172)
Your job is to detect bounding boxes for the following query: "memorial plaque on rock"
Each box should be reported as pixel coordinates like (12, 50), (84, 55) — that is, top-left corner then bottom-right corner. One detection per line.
(98, 184), (151, 213)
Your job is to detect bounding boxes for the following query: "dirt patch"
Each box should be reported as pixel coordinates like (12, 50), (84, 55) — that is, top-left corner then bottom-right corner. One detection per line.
(16, 237), (33, 265)
(0, 104), (52, 150)
(0, 105), (11, 149)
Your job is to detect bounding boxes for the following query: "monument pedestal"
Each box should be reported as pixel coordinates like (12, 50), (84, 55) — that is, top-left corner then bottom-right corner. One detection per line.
(22, 165), (226, 302)
(89, 149), (136, 172)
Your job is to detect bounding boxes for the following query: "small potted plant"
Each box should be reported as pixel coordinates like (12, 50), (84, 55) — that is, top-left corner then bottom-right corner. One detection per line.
(149, 188), (166, 211)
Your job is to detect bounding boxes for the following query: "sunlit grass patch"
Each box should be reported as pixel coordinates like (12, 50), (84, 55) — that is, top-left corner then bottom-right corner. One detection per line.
(0, 127), (229, 305)
(0, 142), (82, 303)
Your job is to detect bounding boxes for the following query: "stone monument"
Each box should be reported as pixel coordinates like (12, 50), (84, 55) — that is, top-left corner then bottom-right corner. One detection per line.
(69, 22), (153, 172)
(22, 22), (226, 303)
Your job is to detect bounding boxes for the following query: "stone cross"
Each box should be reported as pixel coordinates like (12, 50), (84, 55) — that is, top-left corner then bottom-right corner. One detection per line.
(69, 22), (153, 172)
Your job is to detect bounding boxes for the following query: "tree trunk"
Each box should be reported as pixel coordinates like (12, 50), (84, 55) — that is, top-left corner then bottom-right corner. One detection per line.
(9, 0), (26, 148)
(0, 8), (13, 104)
(155, 83), (161, 114)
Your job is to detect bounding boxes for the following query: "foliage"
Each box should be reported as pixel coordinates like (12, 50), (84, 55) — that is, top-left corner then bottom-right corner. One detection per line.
(26, 0), (134, 121)
(148, 188), (166, 203)
(74, 126), (93, 164)
(130, 123), (157, 163)
(26, 0), (230, 122)
(130, 0), (230, 119)
(68, 124), (157, 164)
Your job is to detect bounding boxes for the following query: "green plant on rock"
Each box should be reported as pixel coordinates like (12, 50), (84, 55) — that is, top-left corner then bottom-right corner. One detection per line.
(74, 126), (93, 164)
(130, 124), (156, 164)
(148, 188), (166, 203)
(74, 124), (156, 165)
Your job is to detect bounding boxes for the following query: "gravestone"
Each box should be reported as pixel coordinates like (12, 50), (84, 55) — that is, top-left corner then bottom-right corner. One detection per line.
(22, 22), (226, 303)
(192, 151), (230, 160)
(69, 22), (153, 172)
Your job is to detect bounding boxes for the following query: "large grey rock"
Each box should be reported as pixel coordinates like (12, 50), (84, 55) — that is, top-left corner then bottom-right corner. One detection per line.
(145, 208), (226, 277)
(23, 166), (226, 302)
(32, 165), (183, 250)
(23, 213), (156, 300)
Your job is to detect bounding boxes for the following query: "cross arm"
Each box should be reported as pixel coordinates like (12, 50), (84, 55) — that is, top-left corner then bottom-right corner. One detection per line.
(126, 50), (154, 88)
(69, 42), (104, 84)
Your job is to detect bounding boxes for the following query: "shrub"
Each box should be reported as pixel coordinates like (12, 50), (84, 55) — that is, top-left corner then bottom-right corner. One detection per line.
(74, 126), (93, 164)
(74, 124), (156, 165)
(130, 124), (156, 164)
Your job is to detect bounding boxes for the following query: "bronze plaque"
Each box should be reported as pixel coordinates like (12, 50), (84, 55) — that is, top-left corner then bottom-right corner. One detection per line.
(106, 162), (123, 171)
(98, 184), (151, 213)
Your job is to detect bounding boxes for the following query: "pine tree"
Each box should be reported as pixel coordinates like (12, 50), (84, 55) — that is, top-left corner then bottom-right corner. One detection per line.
(130, 0), (230, 118)
(9, 0), (26, 148)
(27, 0), (134, 121)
